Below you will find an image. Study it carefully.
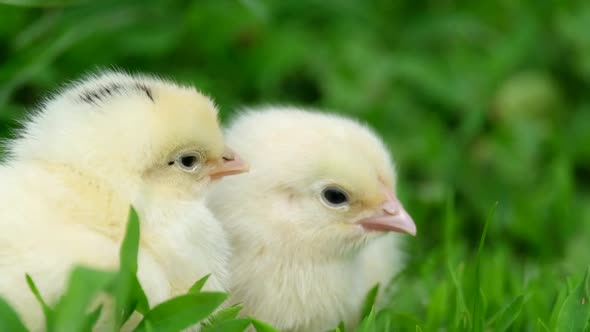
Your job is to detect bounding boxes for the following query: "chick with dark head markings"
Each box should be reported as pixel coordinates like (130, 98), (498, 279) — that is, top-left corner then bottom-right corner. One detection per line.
(208, 107), (416, 332)
(0, 71), (248, 331)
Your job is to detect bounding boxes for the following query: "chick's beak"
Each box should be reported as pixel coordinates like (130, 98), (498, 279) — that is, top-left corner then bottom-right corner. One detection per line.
(209, 147), (249, 180)
(358, 185), (417, 236)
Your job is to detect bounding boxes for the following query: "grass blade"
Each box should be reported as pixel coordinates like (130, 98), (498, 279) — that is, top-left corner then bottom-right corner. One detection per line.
(25, 274), (55, 330)
(111, 206), (148, 326)
(472, 202), (498, 332)
(202, 318), (251, 332)
(251, 318), (280, 332)
(488, 294), (525, 331)
(550, 285), (569, 328)
(448, 262), (469, 329)
(120, 207), (140, 274)
(203, 304), (243, 328)
(356, 307), (376, 332)
(360, 284), (380, 320)
(537, 318), (551, 332)
(555, 267), (590, 332)
(0, 297), (29, 332)
(444, 191), (456, 261)
(81, 304), (103, 332)
(134, 292), (227, 332)
(189, 274), (211, 293)
(53, 267), (116, 332)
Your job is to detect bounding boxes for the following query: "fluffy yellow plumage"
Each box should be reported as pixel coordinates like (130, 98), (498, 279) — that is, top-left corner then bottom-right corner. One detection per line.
(209, 106), (416, 332)
(0, 71), (248, 331)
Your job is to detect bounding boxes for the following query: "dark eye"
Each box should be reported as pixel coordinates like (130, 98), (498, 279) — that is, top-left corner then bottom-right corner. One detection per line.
(321, 187), (349, 207)
(181, 156), (198, 168)
(174, 153), (202, 172)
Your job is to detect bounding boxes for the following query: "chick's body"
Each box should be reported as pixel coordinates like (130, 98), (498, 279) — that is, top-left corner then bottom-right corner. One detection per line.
(0, 72), (245, 331)
(209, 107), (415, 332)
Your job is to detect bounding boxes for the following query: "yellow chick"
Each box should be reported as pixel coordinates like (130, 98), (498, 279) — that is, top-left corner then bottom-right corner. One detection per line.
(0, 71), (248, 330)
(208, 106), (416, 332)
(209, 107), (416, 332)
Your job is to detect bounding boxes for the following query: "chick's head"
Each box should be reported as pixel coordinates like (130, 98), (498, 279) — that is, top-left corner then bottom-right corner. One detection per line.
(210, 107), (415, 258)
(9, 71), (248, 207)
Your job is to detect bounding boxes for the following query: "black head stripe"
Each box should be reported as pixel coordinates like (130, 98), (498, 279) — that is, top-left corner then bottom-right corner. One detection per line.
(78, 81), (155, 105)
(135, 83), (154, 102)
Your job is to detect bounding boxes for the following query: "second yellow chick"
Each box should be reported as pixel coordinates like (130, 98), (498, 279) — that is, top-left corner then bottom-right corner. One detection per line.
(209, 107), (416, 332)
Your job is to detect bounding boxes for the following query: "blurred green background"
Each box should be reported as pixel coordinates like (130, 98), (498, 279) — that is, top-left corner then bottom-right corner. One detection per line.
(1, 0), (590, 330)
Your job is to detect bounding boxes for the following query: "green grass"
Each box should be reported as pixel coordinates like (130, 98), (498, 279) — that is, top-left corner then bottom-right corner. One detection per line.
(1, 0), (590, 331)
(1, 206), (586, 331)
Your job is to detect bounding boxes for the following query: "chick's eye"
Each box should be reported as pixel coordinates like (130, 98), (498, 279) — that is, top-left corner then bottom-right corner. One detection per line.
(181, 156), (198, 168)
(174, 153), (202, 172)
(321, 187), (349, 207)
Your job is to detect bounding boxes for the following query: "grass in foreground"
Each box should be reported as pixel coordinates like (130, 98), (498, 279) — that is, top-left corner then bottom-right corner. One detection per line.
(0, 206), (588, 331)
(373, 198), (590, 331)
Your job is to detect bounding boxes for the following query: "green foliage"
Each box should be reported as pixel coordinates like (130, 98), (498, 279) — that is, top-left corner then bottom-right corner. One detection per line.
(0, 0), (87, 7)
(487, 294), (525, 332)
(355, 308), (376, 332)
(359, 284), (380, 321)
(554, 267), (590, 331)
(0, 297), (28, 332)
(203, 304), (243, 328)
(189, 274), (211, 294)
(52, 267), (114, 331)
(134, 292), (227, 332)
(111, 207), (149, 328)
(1, 0), (590, 331)
(26, 274), (55, 330)
(345, 190), (590, 331)
(202, 318), (252, 332)
(251, 319), (280, 332)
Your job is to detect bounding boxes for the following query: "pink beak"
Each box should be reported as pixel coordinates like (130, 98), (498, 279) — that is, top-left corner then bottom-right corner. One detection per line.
(358, 185), (417, 236)
(209, 147), (249, 180)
